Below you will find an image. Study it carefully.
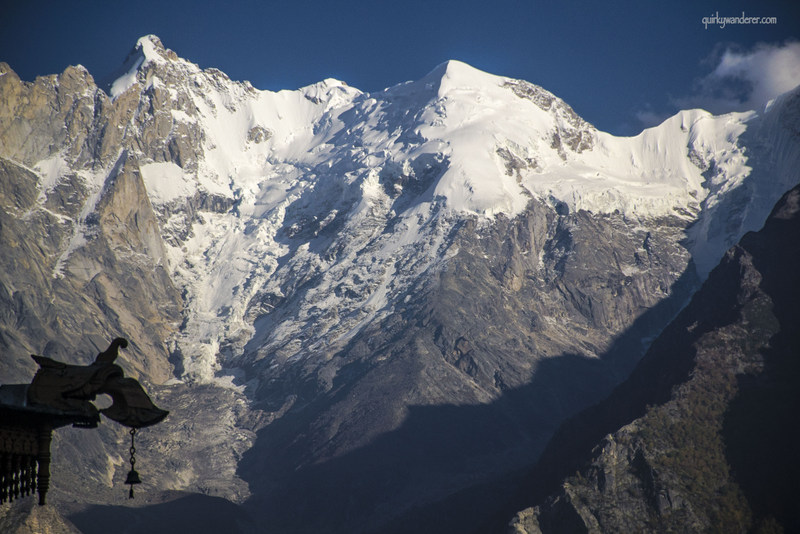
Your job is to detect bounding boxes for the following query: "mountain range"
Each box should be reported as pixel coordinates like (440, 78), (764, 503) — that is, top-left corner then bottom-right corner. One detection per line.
(0, 35), (798, 532)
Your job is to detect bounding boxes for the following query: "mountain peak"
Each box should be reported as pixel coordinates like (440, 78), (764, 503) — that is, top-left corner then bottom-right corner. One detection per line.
(135, 34), (170, 63)
(438, 59), (491, 78)
(300, 77), (362, 108)
(422, 59), (501, 95)
(106, 34), (178, 98)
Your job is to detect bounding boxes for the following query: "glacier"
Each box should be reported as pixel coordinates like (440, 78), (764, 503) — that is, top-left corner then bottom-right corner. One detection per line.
(85, 36), (799, 385)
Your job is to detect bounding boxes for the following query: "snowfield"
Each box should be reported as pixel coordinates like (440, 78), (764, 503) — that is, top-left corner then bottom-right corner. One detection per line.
(47, 35), (800, 384)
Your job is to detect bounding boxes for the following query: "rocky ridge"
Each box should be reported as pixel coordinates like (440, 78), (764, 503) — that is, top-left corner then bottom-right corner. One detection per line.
(506, 184), (800, 533)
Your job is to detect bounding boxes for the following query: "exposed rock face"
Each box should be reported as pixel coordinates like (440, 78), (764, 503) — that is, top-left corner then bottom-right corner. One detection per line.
(0, 36), (798, 533)
(0, 41), (252, 525)
(0, 499), (82, 534)
(0, 152), (180, 383)
(234, 200), (698, 534)
(502, 79), (594, 155)
(507, 185), (800, 533)
(0, 51), (183, 382)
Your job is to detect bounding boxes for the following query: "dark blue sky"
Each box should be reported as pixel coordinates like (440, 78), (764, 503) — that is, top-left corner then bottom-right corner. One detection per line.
(2, 0), (798, 134)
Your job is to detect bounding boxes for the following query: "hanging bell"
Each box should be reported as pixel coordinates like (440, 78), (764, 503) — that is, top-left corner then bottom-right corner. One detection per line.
(125, 468), (141, 499)
(124, 469), (141, 486)
(125, 427), (142, 498)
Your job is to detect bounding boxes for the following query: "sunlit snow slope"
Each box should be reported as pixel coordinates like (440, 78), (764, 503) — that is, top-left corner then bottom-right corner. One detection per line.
(51, 35), (800, 383)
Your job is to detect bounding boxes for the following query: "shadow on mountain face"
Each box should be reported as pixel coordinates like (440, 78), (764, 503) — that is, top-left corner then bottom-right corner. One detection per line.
(722, 329), (800, 533)
(231, 269), (699, 534)
(474, 185), (800, 533)
(66, 261), (698, 534)
(721, 189), (800, 532)
(68, 493), (256, 534)
(239, 354), (610, 534)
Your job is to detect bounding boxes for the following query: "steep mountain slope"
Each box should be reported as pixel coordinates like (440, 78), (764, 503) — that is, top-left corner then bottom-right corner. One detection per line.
(506, 182), (800, 533)
(0, 35), (798, 532)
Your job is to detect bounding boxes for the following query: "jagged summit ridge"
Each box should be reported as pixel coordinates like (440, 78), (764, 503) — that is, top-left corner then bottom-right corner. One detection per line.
(3, 34), (798, 385)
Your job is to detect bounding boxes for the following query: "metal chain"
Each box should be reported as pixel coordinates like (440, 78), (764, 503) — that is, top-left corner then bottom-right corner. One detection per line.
(129, 428), (136, 468)
(128, 428), (137, 499)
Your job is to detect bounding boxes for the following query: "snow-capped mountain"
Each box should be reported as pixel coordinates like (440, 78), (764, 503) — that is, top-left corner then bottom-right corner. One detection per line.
(1, 35), (798, 533)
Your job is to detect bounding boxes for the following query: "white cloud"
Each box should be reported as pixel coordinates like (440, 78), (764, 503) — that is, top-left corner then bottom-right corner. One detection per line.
(675, 41), (800, 114)
(631, 41), (800, 132)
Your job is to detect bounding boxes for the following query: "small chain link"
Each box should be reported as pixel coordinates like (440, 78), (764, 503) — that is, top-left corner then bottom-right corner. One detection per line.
(127, 428), (138, 499)
(129, 429), (137, 469)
